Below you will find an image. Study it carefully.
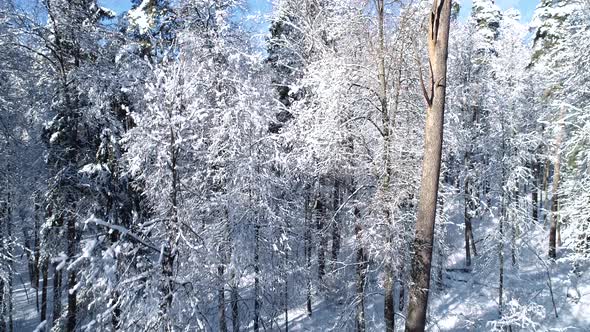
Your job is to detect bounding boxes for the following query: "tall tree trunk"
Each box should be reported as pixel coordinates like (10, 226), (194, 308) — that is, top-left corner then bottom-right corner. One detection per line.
(549, 109), (565, 259)
(354, 207), (366, 332)
(253, 223), (261, 332)
(542, 159), (551, 225)
(405, 1), (452, 331)
(463, 178), (476, 268)
(52, 263), (62, 326)
(40, 258), (49, 324)
(304, 194), (313, 317)
(0, 279), (4, 332)
(284, 249), (289, 332)
(161, 126), (179, 330)
(499, 204), (505, 316)
(218, 264), (227, 332)
(316, 195), (326, 283)
(331, 179), (341, 270)
(231, 276), (239, 332)
(66, 216), (77, 332)
(532, 162), (540, 222)
(375, 1), (395, 329)
(5, 200), (13, 332)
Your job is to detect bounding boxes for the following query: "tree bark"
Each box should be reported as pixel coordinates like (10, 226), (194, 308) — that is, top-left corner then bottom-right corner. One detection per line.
(40, 259), (48, 324)
(304, 194), (313, 317)
(52, 263), (62, 326)
(354, 207), (366, 332)
(253, 223), (261, 332)
(316, 194), (326, 283)
(549, 109), (565, 259)
(375, 1), (395, 329)
(231, 278), (239, 332)
(405, 1), (452, 331)
(218, 264), (227, 332)
(331, 179), (341, 270)
(532, 162), (540, 222)
(66, 216), (77, 332)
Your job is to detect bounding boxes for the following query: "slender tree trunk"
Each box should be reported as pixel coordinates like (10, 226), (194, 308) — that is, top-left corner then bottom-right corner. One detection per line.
(218, 266), (227, 332)
(463, 177), (477, 267)
(542, 160), (550, 225)
(52, 263), (62, 326)
(41, 259), (48, 324)
(549, 109), (565, 259)
(5, 201), (13, 332)
(66, 216), (77, 332)
(331, 179), (341, 270)
(0, 279), (4, 332)
(511, 185), (519, 267)
(316, 195), (326, 283)
(253, 223), (261, 332)
(284, 249), (289, 332)
(405, 2), (452, 331)
(499, 206), (505, 316)
(375, 1), (395, 329)
(304, 194), (313, 317)
(532, 162), (540, 222)
(231, 280), (239, 332)
(354, 207), (366, 332)
(161, 126), (179, 331)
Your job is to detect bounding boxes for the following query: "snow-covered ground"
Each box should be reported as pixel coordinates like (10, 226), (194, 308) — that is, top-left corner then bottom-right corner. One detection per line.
(10, 196), (590, 331)
(272, 196), (590, 331)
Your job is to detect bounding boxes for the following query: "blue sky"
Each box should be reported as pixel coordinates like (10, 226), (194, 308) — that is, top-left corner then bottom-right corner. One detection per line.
(459, 0), (538, 22)
(99, 0), (538, 24)
(99, 0), (271, 16)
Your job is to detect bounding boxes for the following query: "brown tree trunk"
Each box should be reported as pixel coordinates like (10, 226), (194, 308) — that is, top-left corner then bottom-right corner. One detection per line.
(405, 1), (452, 331)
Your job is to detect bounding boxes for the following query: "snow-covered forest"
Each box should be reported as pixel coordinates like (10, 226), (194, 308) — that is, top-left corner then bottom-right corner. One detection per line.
(0, 0), (589, 331)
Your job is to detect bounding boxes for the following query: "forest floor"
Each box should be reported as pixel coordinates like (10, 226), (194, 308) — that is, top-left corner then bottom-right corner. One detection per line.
(281, 196), (590, 331)
(11, 196), (590, 331)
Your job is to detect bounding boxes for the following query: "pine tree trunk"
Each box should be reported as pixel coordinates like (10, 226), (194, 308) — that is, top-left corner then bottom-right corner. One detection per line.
(0, 279), (4, 332)
(66, 216), (77, 332)
(354, 207), (366, 332)
(464, 176), (477, 267)
(549, 109), (565, 259)
(405, 2), (452, 331)
(218, 265), (227, 332)
(542, 159), (551, 225)
(532, 162), (540, 222)
(331, 179), (341, 270)
(52, 263), (62, 326)
(284, 249), (289, 332)
(6, 202), (13, 332)
(376, 1), (394, 328)
(316, 196), (326, 283)
(304, 194), (313, 317)
(41, 259), (48, 324)
(253, 224), (261, 332)
(499, 209), (505, 316)
(231, 272), (239, 332)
